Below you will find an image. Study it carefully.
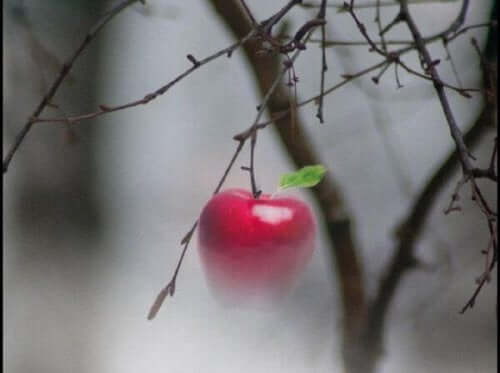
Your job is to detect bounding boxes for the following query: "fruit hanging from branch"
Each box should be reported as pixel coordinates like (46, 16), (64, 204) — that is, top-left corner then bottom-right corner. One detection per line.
(198, 165), (325, 303)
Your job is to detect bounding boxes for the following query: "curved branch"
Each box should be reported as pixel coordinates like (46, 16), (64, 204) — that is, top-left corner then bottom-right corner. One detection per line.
(208, 2), (366, 373)
(363, 103), (495, 353)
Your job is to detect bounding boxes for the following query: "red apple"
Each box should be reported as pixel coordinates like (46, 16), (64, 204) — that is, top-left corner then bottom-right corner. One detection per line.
(198, 188), (316, 302)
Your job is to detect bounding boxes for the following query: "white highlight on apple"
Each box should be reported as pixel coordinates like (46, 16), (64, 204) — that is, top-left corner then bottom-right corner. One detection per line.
(252, 205), (293, 225)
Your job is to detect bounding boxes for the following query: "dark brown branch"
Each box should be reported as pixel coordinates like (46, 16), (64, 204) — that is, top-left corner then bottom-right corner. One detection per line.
(253, 59), (389, 131)
(379, 10), (404, 36)
(260, 0), (303, 35)
(395, 59), (478, 97)
(374, 0), (388, 52)
(359, 103), (496, 373)
(32, 30), (257, 125)
(147, 221), (198, 320)
(353, 2), (496, 369)
(249, 131), (260, 197)
(372, 62), (391, 84)
(148, 1), (315, 320)
(254, 10), (493, 131)
(147, 137), (246, 320)
(209, 3), (365, 373)
(399, 0), (474, 173)
(314, 21), (494, 47)
(459, 204), (497, 313)
(238, 0), (257, 26)
(316, 0), (328, 123)
(445, 20), (497, 43)
(344, 1), (479, 98)
(442, 39), (464, 88)
(241, 131), (262, 198)
(2, 0), (143, 173)
(29, 5), (491, 138)
(301, 0), (452, 10)
(344, 1), (387, 56)
(31, 2), (327, 129)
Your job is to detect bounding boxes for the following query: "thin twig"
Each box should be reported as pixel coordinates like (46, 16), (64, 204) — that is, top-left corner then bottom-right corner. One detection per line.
(313, 21), (494, 47)
(254, 8), (490, 130)
(442, 39), (463, 88)
(261, 0), (302, 35)
(460, 223), (497, 313)
(399, 0), (474, 173)
(374, 0), (387, 52)
(249, 131), (260, 197)
(360, 103), (496, 372)
(234, 34), (316, 141)
(301, 0), (458, 10)
(29, 7), (491, 136)
(395, 59), (477, 97)
(379, 10), (404, 37)
(371, 62), (391, 84)
(316, 0), (328, 123)
(148, 12), (320, 320)
(146, 137), (246, 320)
(445, 21), (497, 44)
(345, 0), (479, 98)
(33, 30), (258, 125)
(239, 0), (257, 26)
(254, 59), (389, 130)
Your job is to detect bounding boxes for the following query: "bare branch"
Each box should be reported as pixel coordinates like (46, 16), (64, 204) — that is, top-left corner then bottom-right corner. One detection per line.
(148, 1), (322, 320)
(238, 0), (257, 26)
(32, 30), (258, 125)
(301, 0), (458, 10)
(361, 103), (496, 372)
(316, 0), (328, 123)
(3, 0), (143, 173)
(399, 0), (474, 173)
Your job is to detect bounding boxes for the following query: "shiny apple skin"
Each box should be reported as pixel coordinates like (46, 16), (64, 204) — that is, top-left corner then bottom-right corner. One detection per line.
(198, 188), (315, 301)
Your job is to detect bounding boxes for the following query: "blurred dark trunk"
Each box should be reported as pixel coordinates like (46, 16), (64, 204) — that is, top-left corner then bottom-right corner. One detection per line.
(4, 1), (106, 372)
(207, 2), (367, 373)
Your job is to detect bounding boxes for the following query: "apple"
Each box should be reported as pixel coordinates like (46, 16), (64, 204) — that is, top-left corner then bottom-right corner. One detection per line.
(198, 188), (315, 302)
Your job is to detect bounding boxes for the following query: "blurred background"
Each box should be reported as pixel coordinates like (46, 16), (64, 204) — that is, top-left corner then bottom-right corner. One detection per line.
(3, 1), (497, 372)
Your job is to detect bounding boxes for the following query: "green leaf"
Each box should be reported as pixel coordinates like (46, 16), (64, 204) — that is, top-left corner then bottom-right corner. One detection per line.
(279, 165), (326, 190)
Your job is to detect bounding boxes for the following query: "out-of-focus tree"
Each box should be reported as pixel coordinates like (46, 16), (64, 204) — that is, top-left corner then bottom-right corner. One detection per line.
(3, 1), (497, 373)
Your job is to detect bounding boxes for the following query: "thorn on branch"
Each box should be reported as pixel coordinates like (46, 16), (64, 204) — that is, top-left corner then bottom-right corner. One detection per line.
(233, 133), (247, 142)
(180, 227), (195, 245)
(429, 59), (441, 67)
(187, 54), (200, 67)
(459, 91), (473, 98)
(476, 273), (491, 284)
